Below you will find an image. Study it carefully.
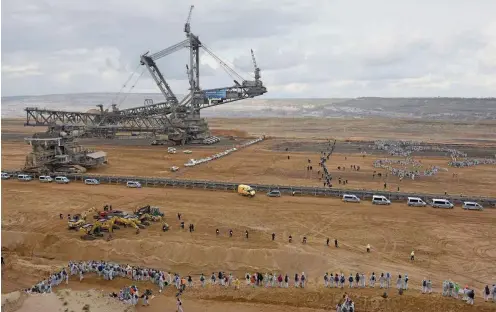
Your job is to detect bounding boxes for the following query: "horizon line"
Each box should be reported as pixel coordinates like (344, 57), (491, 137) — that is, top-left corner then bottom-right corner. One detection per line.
(1, 92), (496, 100)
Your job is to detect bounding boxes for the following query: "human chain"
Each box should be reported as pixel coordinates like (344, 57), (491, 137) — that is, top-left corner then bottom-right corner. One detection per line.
(22, 260), (496, 308)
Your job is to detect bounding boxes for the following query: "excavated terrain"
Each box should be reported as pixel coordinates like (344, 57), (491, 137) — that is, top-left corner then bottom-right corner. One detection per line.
(2, 118), (496, 311)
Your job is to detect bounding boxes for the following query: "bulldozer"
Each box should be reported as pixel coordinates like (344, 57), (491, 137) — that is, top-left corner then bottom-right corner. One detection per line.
(68, 215), (86, 230)
(79, 223), (105, 240)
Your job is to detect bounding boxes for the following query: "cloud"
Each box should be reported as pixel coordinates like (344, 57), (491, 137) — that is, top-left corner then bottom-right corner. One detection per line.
(2, 0), (496, 97)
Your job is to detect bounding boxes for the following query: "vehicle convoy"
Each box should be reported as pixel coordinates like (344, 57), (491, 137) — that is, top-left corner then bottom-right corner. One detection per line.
(238, 184), (255, 197)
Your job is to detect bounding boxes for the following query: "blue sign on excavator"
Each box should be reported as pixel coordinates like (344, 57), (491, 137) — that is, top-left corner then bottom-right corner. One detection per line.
(205, 89), (227, 99)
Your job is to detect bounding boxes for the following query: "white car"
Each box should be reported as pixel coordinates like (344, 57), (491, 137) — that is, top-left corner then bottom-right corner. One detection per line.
(462, 201), (483, 211)
(39, 175), (53, 183)
(372, 195), (391, 205)
(431, 199), (454, 209)
(342, 194), (360, 203)
(54, 176), (70, 184)
(407, 197), (427, 207)
(84, 178), (100, 185)
(17, 174), (33, 181)
(126, 181), (142, 188)
(1, 172), (12, 180)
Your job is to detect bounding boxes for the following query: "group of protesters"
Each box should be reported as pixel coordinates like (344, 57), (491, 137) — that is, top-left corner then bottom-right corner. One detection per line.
(373, 158), (447, 179)
(22, 260), (496, 309)
(373, 139), (496, 169)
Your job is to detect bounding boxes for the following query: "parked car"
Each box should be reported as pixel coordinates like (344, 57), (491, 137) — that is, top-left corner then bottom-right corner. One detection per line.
(1, 172), (12, 180)
(17, 174), (33, 181)
(267, 190), (281, 197)
(54, 176), (70, 184)
(372, 195), (391, 205)
(407, 197), (427, 207)
(84, 178), (100, 185)
(342, 194), (360, 203)
(431, 198), (454, 209)
(39, 175), (53, 183)
(126, 181), (142, 188)
(462, 201), (483, 211)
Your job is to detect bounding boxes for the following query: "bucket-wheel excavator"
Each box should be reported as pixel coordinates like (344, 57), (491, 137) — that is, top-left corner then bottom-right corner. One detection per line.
(22, 5), (267, 146)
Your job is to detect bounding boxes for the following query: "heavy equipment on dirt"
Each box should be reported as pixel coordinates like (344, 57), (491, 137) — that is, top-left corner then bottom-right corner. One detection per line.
(68, 216), (86, 230)
(79, 223), (105, 240)
(134, 205), (164, 217)
(114, 217), (145, 232)
(139, 213), (162, 223)
(23, 126), (107, 174)
(97, 218), (120, 231)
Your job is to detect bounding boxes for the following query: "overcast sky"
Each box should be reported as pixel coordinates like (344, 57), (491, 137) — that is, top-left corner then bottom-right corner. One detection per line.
(2, 0), (496, 97)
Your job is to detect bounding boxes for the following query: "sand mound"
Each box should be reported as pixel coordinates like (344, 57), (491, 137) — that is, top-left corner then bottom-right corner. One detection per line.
(1, 289), (134, 312)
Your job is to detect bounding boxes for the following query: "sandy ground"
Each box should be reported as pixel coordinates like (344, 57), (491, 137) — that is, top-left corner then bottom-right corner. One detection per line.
(2, 139), (496, 197)
(208, 117), (496, 144)
(2, 183), (495, 290)
(2, 117), (496, 311)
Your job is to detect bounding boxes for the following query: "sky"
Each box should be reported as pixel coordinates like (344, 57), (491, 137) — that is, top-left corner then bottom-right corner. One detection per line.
(1, 0), (496, 98)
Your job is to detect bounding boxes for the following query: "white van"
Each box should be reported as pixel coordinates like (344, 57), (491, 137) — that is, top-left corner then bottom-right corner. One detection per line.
(54, 176), (70, 184)
(1, 172), (12, 180)
(342, 194), (360, 203)
(407, 197), (426, 207)
(17, 174), (33, 181)
(462, 201), (483, 211)
(39, 175), (53, 183)
(84, 178), (100, 185)
(431, 198), (454, 209)
(372, 195), (391, 205)
(126, 181), (142, 188)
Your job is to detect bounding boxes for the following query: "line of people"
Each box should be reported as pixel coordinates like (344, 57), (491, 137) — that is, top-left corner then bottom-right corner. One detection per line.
(324, 272), (410, 290)
(23, 260), (496, 308)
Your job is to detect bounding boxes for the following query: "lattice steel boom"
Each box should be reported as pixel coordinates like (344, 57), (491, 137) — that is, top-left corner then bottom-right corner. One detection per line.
(23, 5), (267, 145)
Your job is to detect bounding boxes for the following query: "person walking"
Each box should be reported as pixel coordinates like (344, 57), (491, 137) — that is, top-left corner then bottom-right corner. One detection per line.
(177, 297), (184, 312)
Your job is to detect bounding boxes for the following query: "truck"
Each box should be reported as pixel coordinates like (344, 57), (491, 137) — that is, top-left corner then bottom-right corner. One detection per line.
(237, 184), (255, 197)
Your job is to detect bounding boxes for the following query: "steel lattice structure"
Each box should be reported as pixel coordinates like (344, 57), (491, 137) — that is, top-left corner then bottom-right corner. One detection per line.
(24, 5), (267, 145)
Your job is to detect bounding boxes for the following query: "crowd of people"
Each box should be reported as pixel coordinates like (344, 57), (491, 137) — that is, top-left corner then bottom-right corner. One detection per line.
(22, 259), (496, 309)
(372, 140), (468, 159)
(323, 272), (411, 290)
(440, 280), (496, 305)
(372, 140), (496, 169)
(373, 158), (447, 179)
(449, 157), (496, 168)
(318, 140), (336, 188)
